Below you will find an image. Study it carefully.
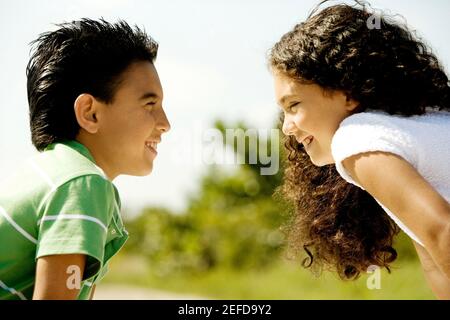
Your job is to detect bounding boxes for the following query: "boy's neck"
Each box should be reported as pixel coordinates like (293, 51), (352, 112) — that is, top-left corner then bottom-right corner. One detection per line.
(75, 134), (118, 181)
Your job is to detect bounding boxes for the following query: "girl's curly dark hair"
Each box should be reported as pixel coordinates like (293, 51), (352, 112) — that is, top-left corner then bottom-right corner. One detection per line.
(269, 1), (450, 280)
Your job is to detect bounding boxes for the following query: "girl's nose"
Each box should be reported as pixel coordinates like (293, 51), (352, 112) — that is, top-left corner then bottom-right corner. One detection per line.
(282, 117), (296, 136)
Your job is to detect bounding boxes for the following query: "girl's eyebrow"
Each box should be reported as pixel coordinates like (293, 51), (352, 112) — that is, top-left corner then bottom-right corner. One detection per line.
(278, 94), (298, 106)
(139, 92), (159, 101)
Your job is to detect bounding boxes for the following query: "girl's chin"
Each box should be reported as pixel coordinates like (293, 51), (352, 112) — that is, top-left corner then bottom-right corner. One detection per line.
(309, 155), (335, 167)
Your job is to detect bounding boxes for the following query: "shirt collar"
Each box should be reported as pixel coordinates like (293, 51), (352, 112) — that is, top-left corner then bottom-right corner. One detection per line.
(45, 140), (111, 180)
(47, 139), (96, 164)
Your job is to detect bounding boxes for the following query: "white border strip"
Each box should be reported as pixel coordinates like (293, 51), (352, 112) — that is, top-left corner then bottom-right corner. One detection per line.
(0, 206), (38, 244)
(0, 280), (27, 300)
(29, 159), (56, 189)
(38, 214), (107, 233)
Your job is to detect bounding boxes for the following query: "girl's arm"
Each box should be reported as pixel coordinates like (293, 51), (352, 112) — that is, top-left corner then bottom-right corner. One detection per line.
(33, 254), (86, 300)
(342, 151), (450, 278)
(413, 240), (450, 300)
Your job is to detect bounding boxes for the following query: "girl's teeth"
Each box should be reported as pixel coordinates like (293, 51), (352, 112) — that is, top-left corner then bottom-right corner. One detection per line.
(304, 136), (313, 145)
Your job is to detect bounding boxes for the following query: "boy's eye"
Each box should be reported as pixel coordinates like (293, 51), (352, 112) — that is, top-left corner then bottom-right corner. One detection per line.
(145, 102), (156, 110)
(144, 104), (155, 113)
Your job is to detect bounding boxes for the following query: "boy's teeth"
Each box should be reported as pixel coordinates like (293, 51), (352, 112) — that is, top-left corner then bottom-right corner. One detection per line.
(146, 142), (157, 150)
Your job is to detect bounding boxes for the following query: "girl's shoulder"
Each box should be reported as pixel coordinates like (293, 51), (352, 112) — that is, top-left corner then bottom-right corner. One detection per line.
(335, 108), (450, 147)
(331, 107), (450, 189)
(340, 107), (450, 128)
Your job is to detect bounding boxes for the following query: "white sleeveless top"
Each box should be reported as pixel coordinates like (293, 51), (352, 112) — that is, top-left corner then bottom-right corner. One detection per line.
(331, 107), (450, 247)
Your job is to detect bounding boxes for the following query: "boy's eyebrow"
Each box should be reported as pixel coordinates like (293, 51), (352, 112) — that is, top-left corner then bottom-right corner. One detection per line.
(139, 92), (160, 100)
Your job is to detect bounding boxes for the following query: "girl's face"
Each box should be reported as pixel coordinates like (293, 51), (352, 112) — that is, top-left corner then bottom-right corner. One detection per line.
(273, 71), (358, 166)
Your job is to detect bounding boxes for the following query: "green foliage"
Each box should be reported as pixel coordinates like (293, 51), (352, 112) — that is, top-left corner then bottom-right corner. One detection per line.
(125, 166), (287, 275)
(123, 118), (417, 279)
(124, 119), (288, 276)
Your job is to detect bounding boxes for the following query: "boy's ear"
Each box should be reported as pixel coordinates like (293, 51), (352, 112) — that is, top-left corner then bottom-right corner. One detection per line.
(74, 94), (100, 134)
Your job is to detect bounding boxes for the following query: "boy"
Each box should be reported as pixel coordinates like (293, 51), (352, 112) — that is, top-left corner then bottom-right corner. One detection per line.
(0, 19), (170, 300)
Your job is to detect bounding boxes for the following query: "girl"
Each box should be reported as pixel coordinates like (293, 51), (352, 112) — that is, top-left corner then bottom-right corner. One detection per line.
(269, 2), (450, 299)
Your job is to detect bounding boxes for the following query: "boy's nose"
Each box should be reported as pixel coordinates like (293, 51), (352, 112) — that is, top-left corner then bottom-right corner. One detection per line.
(157, 107), (171, 133)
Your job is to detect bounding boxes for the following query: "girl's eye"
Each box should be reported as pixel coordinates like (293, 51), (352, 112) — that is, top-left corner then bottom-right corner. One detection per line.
(288, 102), (300, 112)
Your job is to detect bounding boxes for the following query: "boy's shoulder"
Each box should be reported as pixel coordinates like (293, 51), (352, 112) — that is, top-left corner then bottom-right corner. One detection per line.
(0, 141), (117, 225)
(32, 141), (108, 189)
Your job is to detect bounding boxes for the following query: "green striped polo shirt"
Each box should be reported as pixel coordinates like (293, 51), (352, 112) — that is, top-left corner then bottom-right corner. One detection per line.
(0, 140), (129, 300)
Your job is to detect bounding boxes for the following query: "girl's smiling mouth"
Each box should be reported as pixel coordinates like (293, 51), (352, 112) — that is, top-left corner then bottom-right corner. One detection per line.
(298, 135), (314, 148)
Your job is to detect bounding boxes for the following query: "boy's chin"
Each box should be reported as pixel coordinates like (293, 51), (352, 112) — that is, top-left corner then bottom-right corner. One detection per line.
(125, 164), (154, 177)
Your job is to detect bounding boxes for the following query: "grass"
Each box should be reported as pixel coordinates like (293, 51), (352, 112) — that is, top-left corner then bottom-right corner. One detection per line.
(102, 252), (435, 299)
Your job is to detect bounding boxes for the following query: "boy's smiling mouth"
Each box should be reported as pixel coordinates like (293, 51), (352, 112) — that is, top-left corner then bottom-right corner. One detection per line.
(145, 140), (159, 155)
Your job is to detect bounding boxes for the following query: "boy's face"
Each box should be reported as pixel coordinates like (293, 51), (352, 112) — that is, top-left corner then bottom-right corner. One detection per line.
(88, 60), (170, 179)
(273, 71), (357, 166)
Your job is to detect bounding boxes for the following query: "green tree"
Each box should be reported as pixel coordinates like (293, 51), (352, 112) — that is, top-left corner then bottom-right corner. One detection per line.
(124, 120), (289, 275)
(123, 118), (416, 278)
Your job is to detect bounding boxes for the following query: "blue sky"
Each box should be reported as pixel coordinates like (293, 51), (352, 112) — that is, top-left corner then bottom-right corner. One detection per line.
(1, 0), (449, 217)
